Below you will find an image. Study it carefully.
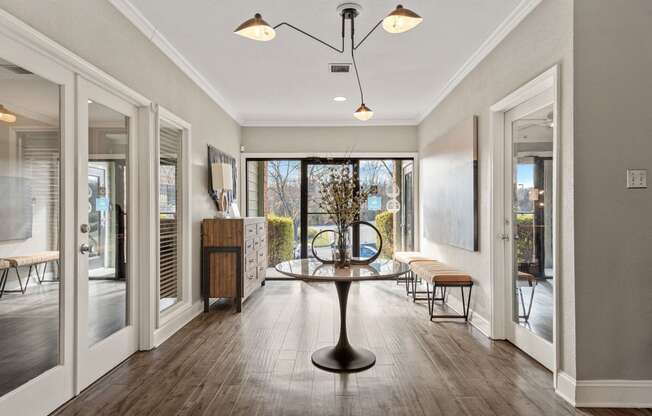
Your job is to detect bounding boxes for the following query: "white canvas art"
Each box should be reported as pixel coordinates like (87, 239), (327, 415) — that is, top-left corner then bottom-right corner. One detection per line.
(421, 116), (478, 251)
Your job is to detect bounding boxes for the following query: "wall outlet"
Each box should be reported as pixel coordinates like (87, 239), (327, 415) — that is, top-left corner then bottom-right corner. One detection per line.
(626, 169), (647, 189)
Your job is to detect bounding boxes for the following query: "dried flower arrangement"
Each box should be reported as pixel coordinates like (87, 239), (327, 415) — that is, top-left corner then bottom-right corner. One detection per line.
(317, 166), (371, 267)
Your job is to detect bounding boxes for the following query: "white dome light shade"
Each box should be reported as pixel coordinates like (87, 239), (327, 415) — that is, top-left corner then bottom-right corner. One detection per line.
(353, 103), (374, 121)
(382, 5), (423, 34)
(333, 96), (347, 102)
(234, 13), (276, 41)
(0, 105), (16, 123)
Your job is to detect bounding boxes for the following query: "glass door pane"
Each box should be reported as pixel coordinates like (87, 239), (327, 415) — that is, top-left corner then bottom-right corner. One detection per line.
(86, 102), (129, 345)
(306, 161), (353, 261)
(0, 57), (62, 396)
(510, 104), (554, 343)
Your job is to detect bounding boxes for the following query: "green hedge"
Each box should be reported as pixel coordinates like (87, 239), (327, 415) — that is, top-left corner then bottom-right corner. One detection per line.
(267, 214), (294, 265)
(516, 213), (534, 264)
(375, 211), (394, 258)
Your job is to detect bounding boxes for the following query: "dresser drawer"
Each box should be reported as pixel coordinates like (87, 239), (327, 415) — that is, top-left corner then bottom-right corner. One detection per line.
(256, 222), (266, 235)
(257, 266), (266, 281)
(257, 249), (266, 266)
(245, 255), (257, 273)
(258, 233), (266, 246)
(253, 238), (260, 251)
(245, 239), (255, 256)
(245, 224), (257, 240)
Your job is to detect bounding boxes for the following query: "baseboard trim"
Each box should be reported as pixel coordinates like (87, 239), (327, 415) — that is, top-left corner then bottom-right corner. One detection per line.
(555, 372), (652, 408)
(555, 371), (577, 405)
(153, 301), (203, 347)
(442, 291), (491, 338)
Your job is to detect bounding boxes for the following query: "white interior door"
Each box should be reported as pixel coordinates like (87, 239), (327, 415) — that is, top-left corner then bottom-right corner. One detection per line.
(503, 88), (556, 370)
(76, 76), (139, 391)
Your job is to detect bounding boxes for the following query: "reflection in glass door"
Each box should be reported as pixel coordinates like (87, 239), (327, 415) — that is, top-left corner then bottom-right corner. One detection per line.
(76, 77), (138, 391)
(504, 89), (555, 370)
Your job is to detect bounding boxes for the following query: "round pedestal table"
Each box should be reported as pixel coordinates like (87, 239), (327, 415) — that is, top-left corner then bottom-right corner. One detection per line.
(275, 259), (410, 373)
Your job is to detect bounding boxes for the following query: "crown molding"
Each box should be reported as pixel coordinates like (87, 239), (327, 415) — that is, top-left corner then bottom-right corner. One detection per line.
(417, 0), (543, 123)
(240, 118), (420, 127)
(108, 0), (243, 124)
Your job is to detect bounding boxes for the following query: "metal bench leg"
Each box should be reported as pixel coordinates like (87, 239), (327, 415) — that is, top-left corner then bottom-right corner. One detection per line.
(518, 284), (537, 321)
(22, 265), (34, 293)
(426, 282), (433, 320)
(0, 269), (8, 298)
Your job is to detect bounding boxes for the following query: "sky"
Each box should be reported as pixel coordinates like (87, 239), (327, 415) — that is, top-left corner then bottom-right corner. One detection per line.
(517, 164), (534, 188)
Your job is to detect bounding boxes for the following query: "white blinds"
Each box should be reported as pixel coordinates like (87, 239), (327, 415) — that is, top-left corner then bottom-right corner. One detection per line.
(20, 130), (60, 251)
(159, 127), (182, 302)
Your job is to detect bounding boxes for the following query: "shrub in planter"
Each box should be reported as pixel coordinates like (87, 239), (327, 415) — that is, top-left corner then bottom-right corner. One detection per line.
(375, 211), (394, 258)
(267, 214), (295, 265)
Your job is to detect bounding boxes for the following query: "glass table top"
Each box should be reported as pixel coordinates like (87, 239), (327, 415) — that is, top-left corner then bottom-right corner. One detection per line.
(275, 259), (410, 282)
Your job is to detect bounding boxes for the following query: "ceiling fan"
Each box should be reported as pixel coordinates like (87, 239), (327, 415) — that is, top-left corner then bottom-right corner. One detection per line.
(234, 3), (423, 121)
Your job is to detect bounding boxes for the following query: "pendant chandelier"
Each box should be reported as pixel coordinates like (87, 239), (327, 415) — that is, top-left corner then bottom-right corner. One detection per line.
(235, 3), (423, 121)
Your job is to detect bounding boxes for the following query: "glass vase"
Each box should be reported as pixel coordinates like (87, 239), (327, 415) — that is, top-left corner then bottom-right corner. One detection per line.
(333, 227), (352, 268)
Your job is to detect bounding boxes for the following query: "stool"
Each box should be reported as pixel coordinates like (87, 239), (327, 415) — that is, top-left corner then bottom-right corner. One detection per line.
(413, 262), (474, 321)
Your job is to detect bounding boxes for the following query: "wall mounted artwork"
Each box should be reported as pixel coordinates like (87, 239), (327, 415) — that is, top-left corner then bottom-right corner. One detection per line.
(421, 116), (478, 251)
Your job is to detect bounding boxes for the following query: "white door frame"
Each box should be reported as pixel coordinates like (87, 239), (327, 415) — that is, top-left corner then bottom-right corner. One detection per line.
(489, 65), (561, 379)
(0, 18), (76, 416)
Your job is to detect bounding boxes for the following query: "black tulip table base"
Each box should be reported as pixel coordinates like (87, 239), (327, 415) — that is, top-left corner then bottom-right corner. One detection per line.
(311, 280), (376, 373)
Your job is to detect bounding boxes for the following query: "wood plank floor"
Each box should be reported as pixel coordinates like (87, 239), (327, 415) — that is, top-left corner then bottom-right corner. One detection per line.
(55, 281), (650, 416)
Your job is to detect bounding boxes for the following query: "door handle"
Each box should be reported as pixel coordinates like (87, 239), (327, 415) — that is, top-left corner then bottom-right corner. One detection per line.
(498, 233), (510, 242)
(80, 243), (92, 254)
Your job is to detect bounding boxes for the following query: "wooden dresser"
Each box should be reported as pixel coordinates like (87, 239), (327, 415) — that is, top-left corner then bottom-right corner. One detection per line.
(201, 217), (267, 312)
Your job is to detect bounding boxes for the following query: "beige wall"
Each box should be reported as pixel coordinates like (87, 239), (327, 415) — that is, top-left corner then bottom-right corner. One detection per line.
(417, 0), (576, 377)
(573, 0), (652, 380)
(242, 126), (418, 154)
(0, 0), (241, 302)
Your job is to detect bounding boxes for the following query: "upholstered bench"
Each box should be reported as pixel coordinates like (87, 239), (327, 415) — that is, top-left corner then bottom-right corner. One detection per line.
(2, 251), (60, 296)
(517, 271), (540, 321)
(411, 261), (473, 321)
(393, 251), (437, 296)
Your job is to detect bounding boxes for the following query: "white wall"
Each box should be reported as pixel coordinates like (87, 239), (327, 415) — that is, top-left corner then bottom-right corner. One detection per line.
(0, 0), (241, 303)
(417, 0), (576, 377)
(573, 0), (652, 381)
(243, 126), (417, 154)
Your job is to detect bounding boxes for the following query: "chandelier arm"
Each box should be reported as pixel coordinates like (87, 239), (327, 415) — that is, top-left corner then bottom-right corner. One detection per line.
(350, 22), (365, 104)
(273, 22), (344, 53)
(353, 19), (383, 50)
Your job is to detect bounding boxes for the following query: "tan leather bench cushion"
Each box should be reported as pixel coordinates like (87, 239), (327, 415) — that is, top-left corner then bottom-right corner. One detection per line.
(394, 251), (436, 264)
(412, 261), (473, 285)
(517, 271), (537, 282)
(5, 251), (59, 267)
(0, 259), (10, 270)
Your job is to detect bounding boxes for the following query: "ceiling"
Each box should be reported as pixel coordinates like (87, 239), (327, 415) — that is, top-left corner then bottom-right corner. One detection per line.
(121, 0), (524, 126)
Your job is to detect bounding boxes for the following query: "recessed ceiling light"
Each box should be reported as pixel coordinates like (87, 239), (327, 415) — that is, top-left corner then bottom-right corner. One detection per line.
(333, 96), (347, 102)
(87, 99), (94, 104)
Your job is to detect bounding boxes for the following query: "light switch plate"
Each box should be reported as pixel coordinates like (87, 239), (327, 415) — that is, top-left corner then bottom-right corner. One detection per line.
(626, 169), (647, 189)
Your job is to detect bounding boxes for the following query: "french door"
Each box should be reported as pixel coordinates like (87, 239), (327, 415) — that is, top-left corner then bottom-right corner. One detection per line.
(75, 77), (139, 391)
(503, 88), (556, 370)
(302, 159), (356, 259)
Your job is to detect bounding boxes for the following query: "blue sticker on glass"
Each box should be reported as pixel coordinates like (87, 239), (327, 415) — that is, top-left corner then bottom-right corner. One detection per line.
(95, 197), (109, 212)
(367, 195), (381, 211)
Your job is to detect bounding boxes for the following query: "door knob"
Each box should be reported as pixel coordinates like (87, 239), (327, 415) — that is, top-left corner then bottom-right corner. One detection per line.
(80, 243), (92, 254)
(498, 233), (510, 241)
(80, 224), (89, 233)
